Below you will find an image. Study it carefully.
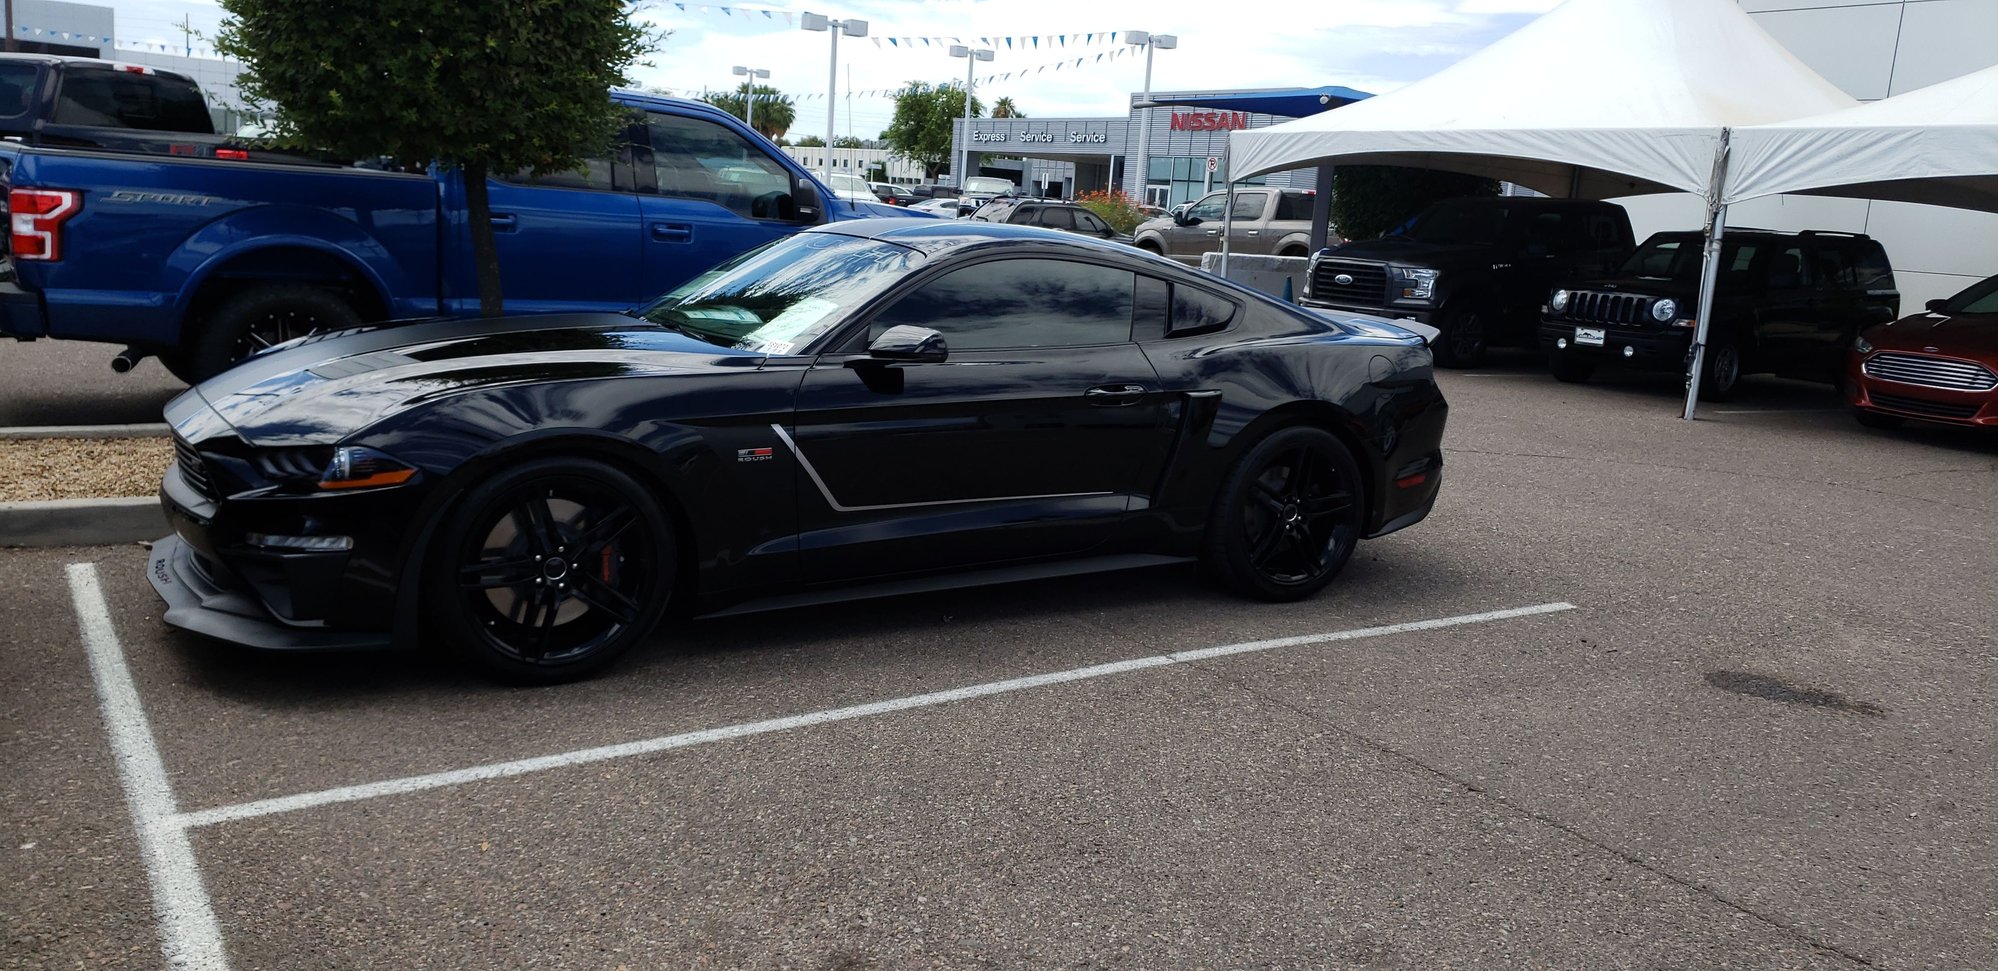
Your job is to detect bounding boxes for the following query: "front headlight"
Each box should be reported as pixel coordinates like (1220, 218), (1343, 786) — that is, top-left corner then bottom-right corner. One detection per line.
(1550, 290), (1571, 312)
(1650, 299), (1678, 323)
(1854, 335), (1874, 355)
(1392, 267), (1438, 301)
(319, 446), (418, 490)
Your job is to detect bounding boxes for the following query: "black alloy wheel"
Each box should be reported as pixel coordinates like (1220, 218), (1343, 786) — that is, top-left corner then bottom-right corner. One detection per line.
(1697, 336), (1742, 401)
(171, 284), (363, 384)
(1205, 426), (1364, 601)
(1432, 302), (1490, 369)
(434, 457), (673, 683)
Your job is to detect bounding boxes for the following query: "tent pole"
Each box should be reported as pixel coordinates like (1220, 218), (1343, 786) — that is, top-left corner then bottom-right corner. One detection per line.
(1219, 147), (1235, 277)
(1683, 129), (1732, 421)
(1310, 164), (1334, 252)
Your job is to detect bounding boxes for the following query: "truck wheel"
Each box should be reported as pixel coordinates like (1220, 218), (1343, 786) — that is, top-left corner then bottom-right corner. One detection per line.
(1548, 353), (1595, 384)
(177, 285), (363, 383)
(1696, 336), (1742, 402)
(1431, 302), (1491, 369)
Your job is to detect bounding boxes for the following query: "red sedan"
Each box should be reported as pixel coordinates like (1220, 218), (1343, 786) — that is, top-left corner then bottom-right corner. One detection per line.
(1849, 273), (1998, 430)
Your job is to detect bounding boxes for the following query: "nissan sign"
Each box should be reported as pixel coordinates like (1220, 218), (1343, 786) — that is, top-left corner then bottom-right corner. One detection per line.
(1170, 111), (1251, 131)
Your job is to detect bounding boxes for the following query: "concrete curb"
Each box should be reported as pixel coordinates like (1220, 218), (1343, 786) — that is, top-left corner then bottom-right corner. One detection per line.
(0, 423), (171, 440)
(0, 497), (164, 548)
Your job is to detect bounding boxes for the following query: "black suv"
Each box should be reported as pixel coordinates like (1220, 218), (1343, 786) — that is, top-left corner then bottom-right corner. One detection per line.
(967, 199), (1123, 241)
(1302, 197), (1635, 367)
(1540, 229), (1899, 400)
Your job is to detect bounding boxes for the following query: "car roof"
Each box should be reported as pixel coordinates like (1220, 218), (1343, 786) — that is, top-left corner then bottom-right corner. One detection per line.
(809, 218), (1134, 257)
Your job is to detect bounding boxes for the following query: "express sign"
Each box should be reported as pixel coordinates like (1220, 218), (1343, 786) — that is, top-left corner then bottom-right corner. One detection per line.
(1170, 111), (1250, 131)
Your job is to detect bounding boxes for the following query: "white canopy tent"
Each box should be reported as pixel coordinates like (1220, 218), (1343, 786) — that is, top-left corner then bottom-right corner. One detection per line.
(1223, 0), (1860, 419)
(1725, 64), (1998, 214)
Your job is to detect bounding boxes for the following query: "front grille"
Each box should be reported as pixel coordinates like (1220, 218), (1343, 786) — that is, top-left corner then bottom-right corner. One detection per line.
(1862, 352), (1998, 392)
(1311, 259), (1389, 305)
(174, 437), (215, 500)
(1562, 290), (1653, 326)
(1869, 393), (1981, 419)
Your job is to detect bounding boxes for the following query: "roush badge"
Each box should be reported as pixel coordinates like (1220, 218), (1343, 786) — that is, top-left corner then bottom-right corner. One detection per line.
(738, 447), (775, 463)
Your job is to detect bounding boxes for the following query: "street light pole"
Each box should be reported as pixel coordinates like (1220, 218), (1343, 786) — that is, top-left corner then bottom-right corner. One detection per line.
(801, 13), (868, 184)
(731, 65), (770, 133)
(949, 45), (993, 190)
(1122, 30), (1177, 205)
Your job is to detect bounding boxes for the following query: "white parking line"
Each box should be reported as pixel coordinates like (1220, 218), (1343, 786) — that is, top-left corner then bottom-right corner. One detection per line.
(67, 563), (229, 971)
(171, 601), (1576, 830)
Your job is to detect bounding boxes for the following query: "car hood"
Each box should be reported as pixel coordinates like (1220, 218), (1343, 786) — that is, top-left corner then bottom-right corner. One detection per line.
(1865, 310), (1998, 359)
(172, 314), (765, 447)
(1320, 237), (1499, 266)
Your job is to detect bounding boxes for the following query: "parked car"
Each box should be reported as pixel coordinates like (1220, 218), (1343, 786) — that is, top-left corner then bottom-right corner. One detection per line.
(821, 172), (878, 204)
(1541, 228), (1899, 400)
(869, 182), (916, 206)
(0, 92), (919, 382)
(909, 198), (962, 217)
(1132, 189), (1322, 266)
(150, 219), (1448, 683)
(960, 175), (1017, 211)
(1303, 197), (1636, 368)
(0, 53), (212, 144)
(966, 199), (1125, 242)
(912, 183), (960, 200)
(1848, 271), (1997, 429)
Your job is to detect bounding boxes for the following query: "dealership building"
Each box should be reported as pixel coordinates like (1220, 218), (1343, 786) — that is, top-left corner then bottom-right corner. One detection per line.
(950, 86), (1369, 208)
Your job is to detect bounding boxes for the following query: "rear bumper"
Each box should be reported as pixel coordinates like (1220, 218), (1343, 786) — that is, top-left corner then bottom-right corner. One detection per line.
(0, 276), (48, 339)
(1538, 319), (1690, 371)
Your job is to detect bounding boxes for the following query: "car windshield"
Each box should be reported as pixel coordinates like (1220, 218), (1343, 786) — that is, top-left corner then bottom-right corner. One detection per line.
(1940, 274), (1998, 315)
(965, 177), (1014, 195)
(1619, 236), (1705, 280)
(1397, 203), (1512, 246)
(638, 233), (922, 354)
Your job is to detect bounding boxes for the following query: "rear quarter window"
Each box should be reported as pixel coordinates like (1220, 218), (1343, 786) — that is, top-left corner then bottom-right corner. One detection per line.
(0, 63), (39, 121)
(52, 70), (213, 133)
(1275, 193), (1316, 221)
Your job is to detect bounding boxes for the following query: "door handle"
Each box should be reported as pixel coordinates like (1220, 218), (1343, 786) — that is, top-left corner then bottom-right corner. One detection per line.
(489, 213), (518, 232)
(651, 223), (694, 242)
(1246, 230), (1260, 236)
(1205, 229), (1219, 236)
(1085, 384), (1149, 405)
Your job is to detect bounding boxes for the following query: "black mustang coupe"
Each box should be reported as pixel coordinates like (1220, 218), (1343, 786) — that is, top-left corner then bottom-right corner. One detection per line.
(150, 220), (1447, 682)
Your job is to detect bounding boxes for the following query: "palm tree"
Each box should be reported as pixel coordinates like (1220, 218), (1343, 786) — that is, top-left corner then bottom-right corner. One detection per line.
(991, 97), (1023, 119)
(704, 83), (796, 141)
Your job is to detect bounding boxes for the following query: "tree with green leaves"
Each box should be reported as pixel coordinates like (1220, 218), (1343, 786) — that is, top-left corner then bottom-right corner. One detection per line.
(1330, 166), (1500, 241)
(215, 1), (651, 318)
(832, 135), (864, 149)
(883, 81), (981, 181)
(991, 97), (1022, 119)
(794, 135), (827, 147)
(703, 82), (796, 141)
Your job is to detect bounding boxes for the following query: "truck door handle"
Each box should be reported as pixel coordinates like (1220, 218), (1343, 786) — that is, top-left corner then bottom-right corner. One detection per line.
(1205, 229), (1218, 236)
(651, 223), (694, 242)
(489, 213), (518, 232)
(1085, 384), (1149, 405)
(1246, 230), (1260, 236)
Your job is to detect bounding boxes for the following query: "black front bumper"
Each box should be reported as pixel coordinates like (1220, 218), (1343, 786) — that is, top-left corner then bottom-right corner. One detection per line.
(1537, 319), (1691, 371)
(149, 534), (392, 651)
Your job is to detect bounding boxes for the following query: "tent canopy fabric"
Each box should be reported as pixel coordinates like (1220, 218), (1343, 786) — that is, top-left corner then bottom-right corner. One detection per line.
(1724, 65), (1998, 213)
(1145, 86), (1372, 118)
(1227, 0), (1857, 198)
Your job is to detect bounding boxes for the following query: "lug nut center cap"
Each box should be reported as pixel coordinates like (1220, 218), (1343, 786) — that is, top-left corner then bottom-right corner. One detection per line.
(542, 557), (569, 581)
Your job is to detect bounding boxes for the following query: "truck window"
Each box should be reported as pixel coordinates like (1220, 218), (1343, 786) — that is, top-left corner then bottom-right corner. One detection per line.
(1853, 242), (1896, 293)
(1766, 246), (1808, 289)
(1812, 245), (1856, 291)
(1230, 192), (1268, 221)
(1401, 203), (1509, 246)
(52, 70), (213, 133)
(1274, 193), (1316, 221)
(646, 113), (796, 220)
(509, 143), (629, 192)
(0, 63), (36, 120)
(1185, 194), (1227, 222)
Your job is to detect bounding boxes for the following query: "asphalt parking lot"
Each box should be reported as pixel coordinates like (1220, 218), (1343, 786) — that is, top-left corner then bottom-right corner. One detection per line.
(0, 340), (182, 428)
(4, 358), (1994, 970)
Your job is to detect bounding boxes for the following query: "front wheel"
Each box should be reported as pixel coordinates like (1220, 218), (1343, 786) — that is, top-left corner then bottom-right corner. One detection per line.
(1431, 302), (1491, 369)
(1696, 336), (1743, 402)
(1203, 426), (1364, 602)
(431, 457), (675, 684)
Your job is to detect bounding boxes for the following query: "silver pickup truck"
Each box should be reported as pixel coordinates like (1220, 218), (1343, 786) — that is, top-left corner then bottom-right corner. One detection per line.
(1132, 188), (1327, 266)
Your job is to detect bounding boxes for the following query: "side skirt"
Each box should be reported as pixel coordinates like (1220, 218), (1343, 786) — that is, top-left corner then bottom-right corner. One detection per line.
(699, 554), (1197, 619)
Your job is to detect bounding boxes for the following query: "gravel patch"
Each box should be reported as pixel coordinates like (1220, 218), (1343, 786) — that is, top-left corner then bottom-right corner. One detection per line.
(0, 436), (171, 502)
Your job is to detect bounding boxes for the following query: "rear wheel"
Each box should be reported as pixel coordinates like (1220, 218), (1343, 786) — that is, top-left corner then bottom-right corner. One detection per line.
(1431, 301), (1491, 369)
(431, 457), (675, 684)
(1853, 409), (1905, 430)
(1203, 426), (1364, 602)
(1548, 353), (1596, 384)
(172, 284), (363, 383)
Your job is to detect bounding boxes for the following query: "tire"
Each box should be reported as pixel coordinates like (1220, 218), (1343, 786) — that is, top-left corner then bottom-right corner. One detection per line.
(1853, 409), (1905, 430)
(1137, 239), (1163, 256)
(1548, 353), (1596, 384)
(1696, 335), (1743, 402)
(429, 456), (676, 684)
(1431, 301), (1491, 369)
(1202, 426), (1365, 602)
(174, 284), (363, 384)
(1278, 246), (1308, 258)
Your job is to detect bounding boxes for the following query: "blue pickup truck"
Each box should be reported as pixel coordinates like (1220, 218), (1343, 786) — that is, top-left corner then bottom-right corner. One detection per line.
(0, 89), (914, 381)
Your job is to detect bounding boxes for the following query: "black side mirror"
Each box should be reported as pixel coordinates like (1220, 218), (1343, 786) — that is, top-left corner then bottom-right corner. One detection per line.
(1926, 298), (1949, 313)
(792, 181), (823, 223)
(866, 325), (947, 363)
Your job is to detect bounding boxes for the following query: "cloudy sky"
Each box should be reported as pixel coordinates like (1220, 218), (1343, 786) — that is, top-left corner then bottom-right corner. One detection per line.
(108, 0), (1562, 137)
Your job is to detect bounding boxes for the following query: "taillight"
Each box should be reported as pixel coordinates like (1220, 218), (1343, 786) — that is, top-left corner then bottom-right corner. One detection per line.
(9, 188), (83, 261)
(216, 148), (250, 161)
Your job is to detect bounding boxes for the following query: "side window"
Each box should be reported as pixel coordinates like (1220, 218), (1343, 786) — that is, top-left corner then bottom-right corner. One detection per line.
(1039, 207), (1074, 230)
(645, 113), (796, 220)
(1274, 192), (1316, 221)
(511, 149), (627, 192)
(0, 63), (37, 121)
(1187, 195), (1227, 222)
(1633, 240), (1682, 276)
(1230, 192), (1269, 221)
(868, 259), (1137, 350)
(1075, 211), (1110, 235)
(1765, 245), (1808, 289)
(1812, 244), (1857, 291)
(1854, 242), (1896, 293)
(1169, 284), (1239, 337)
(1012, 205), (1041, 225)
(1524, 211), (1572, 254)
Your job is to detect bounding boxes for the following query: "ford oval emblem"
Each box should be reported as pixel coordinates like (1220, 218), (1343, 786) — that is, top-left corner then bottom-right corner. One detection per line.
(1334, 273), (1355, 286)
